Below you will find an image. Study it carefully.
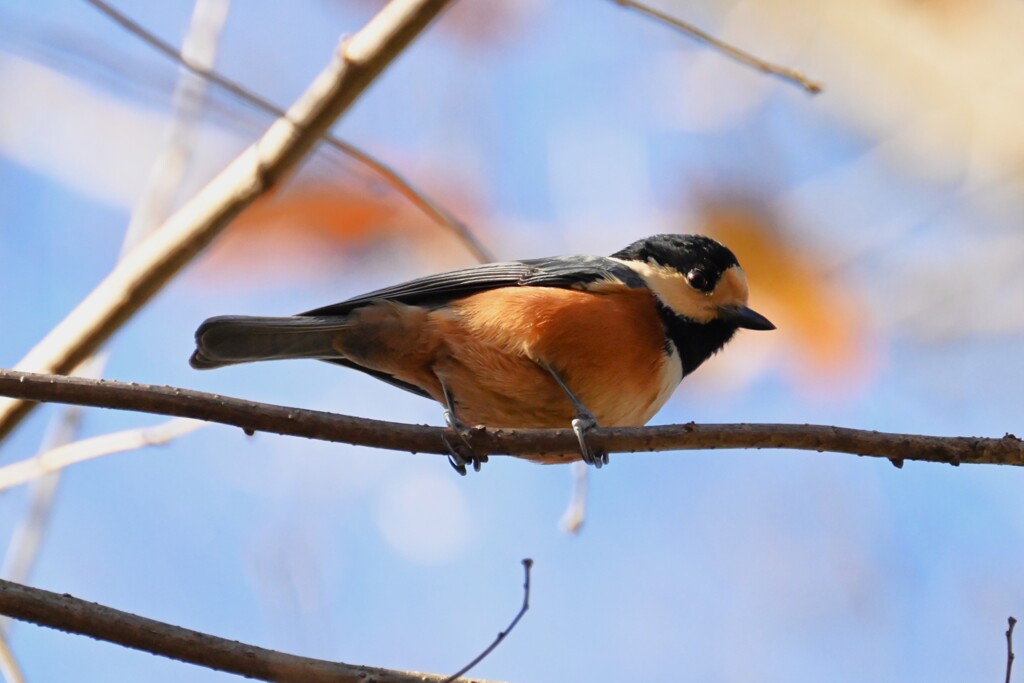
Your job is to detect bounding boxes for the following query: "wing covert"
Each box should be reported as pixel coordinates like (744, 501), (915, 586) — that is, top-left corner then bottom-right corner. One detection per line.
(301, 255), (645, 317)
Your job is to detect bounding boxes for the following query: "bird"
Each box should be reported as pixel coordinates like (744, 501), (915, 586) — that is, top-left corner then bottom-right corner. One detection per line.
(190, 234), (775, 474)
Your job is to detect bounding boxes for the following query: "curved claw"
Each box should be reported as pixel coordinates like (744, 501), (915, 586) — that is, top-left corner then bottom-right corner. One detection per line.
(571, 414), (608, 468)
(442, 433), (469, 476)
(442, 410), (488, 475)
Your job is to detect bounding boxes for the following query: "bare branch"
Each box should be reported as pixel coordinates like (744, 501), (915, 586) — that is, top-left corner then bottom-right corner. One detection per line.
(611, 0), (823, 94)
(1008, 616), (1017, 683)
(83, 0), (494, 263)
(0, 418), (205, 492)
(443, 559), (533, 683)
(1, 370), (1022, 467)
(0, 579), (502, 683)
(0, 0), (458, 443)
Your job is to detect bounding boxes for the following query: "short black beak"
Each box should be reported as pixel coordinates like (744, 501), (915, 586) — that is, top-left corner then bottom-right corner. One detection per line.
(718, 305), (776, 331)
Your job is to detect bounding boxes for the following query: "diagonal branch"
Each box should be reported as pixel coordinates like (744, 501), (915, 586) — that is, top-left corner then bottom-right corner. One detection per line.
(0, 0), (458, 444)
(611, 0), (823, 94)
(0, 370), (1021, 467)
(0, 579), (501, 683)
(83, 0), (494, 263)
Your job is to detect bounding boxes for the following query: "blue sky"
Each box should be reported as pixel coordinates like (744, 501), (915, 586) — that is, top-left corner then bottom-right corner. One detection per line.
(2, 1), (1024, 681)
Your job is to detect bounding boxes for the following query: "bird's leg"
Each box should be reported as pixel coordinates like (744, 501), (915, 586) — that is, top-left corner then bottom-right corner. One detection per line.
(439, 379), (488, 475)
(538, 361), (609, 468)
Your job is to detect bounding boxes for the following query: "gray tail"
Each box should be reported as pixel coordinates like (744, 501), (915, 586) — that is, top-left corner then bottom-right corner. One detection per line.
(190, 315), (349, 370)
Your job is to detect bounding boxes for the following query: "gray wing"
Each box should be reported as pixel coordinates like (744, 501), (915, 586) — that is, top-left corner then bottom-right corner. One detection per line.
(301, 255), (645, 317)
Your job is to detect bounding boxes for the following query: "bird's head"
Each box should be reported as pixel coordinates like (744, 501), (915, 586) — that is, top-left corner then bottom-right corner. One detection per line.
(612, 234), (774, 375)
(612, 233), (775, 332)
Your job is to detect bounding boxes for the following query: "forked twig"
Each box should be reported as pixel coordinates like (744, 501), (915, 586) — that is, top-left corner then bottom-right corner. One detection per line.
(443, 559), (533, 683)
(83, 0), (494, 264)
(611, 0), (823, 94)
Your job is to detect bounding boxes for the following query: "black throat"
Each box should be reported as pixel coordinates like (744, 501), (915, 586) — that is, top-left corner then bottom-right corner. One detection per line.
(656, 303), (738, 377)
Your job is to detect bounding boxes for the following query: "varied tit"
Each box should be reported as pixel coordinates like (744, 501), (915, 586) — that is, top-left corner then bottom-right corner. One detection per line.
(190, 234), (775, 474)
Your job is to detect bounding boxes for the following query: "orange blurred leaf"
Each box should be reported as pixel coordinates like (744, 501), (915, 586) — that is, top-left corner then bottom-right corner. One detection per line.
(700, 198), (875, 394)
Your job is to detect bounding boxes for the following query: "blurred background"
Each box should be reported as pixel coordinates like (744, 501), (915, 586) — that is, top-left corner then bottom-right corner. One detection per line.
(1, 0), (1023, 680)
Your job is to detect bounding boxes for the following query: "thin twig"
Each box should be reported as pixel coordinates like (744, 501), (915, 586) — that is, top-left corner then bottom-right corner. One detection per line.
(611, 0), (823, 94)
(82, 0), (494, 264)
(0, 579), (501, 683)
(1007, 616), (1017, 683)
(1, 370), (1023, 466)
(0, 0), (458, 444)
(443, 559), (533, 683)
(0, 418), (205, 492)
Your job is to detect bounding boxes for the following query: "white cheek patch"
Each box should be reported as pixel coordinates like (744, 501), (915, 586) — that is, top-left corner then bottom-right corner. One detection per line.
(611, 258), (717, 322)
(612, 259), (751, 323)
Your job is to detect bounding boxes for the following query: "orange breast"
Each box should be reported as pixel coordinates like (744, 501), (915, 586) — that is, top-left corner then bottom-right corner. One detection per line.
(424, 286), (681, 432)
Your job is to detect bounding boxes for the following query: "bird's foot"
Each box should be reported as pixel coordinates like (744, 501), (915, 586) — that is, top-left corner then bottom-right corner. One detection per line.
(535, 360), (608, 468)
(571, 410), (609, 469)
(443, 410), (488, 476)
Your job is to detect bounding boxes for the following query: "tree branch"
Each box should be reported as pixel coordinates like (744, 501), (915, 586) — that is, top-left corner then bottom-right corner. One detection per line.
(0, 579), (501, 683)
(611, 0), (823, 94)
(1, 370), (1021, 466)
(82, 0), (494, 264)
(0, 0), (457, 443)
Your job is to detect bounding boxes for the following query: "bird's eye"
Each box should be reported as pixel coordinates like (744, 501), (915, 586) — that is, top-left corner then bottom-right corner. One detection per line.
(686, 269), (711, 292)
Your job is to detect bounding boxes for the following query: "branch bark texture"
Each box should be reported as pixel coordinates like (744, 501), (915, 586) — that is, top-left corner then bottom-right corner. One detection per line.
(0, 579), (500, 683)
(0, 0), (455, 442)
(1, 370), (1021, 466)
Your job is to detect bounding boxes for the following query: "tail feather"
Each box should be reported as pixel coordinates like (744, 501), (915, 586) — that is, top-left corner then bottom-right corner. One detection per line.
(190, 315), (349, 369)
